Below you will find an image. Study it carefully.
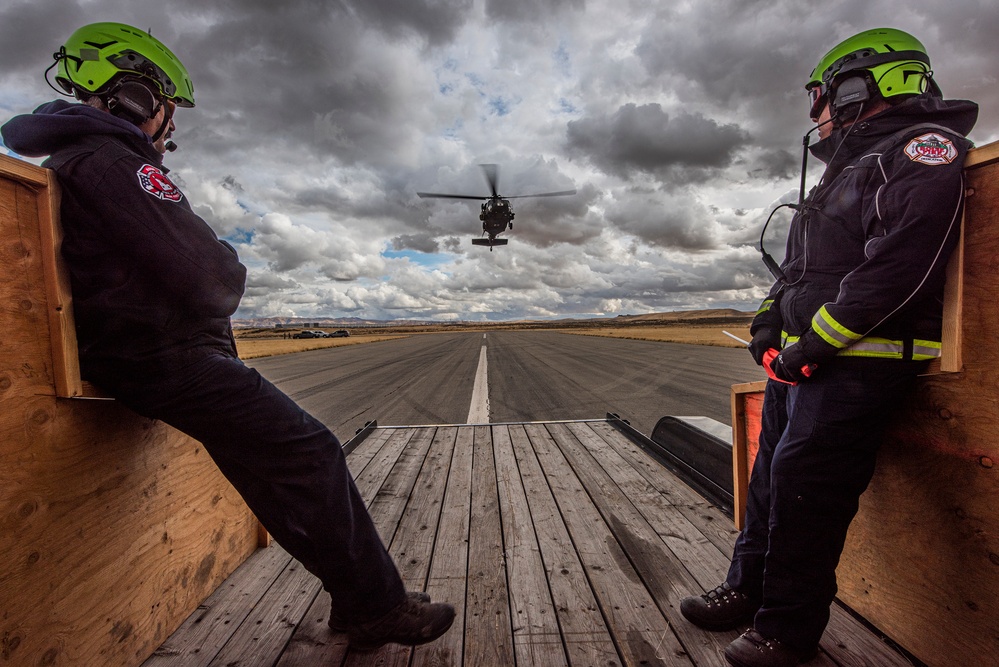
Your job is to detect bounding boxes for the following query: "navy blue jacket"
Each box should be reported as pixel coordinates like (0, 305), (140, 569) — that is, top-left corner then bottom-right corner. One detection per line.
(2, 101), (247, 377)
(753, 94), (978, 363)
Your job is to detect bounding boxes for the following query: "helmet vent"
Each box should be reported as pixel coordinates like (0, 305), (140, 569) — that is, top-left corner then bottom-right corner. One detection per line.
(83, 40), (117, 50)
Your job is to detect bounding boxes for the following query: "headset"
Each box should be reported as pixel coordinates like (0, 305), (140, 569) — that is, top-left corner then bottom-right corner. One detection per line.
(106, 77), (161, 125)
(105, 77), (177, 151)
(829, 73), (872, 114)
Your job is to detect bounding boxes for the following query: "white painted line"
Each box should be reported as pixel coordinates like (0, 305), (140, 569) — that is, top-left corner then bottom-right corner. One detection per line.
(466, 343), (489, 424)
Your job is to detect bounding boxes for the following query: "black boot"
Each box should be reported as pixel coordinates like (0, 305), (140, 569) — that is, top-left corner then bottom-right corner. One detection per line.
(346, 594), (455, 651)
(724, 629), (818, 667)
(680, 582), (760, 631)
(328, 590), (431, 632)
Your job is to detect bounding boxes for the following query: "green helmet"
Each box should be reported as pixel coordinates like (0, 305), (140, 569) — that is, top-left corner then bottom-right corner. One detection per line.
(54, 22), (195, 107)
(806, 28), (935, 117)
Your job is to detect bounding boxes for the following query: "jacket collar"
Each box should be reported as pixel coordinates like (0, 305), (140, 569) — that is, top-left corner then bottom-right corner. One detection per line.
(809, 94), (979, 167)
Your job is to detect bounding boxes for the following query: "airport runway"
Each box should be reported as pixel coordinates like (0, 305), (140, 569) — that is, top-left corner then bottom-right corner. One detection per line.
(245, 330), (766, 441)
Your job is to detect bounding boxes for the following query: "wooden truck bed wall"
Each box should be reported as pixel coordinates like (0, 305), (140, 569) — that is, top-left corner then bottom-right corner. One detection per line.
(0, 154), (261, 667)
(734, 141), (999, 667)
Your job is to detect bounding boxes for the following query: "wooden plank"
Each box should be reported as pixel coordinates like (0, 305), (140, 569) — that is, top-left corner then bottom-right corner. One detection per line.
(0, 152), (48, 187)
(344, 428), (395, 478)
(524, 423), (691, 667)
(345, 427), (459, 667)
(365, 426), (437, 545)
(566, 422), (729, 588)
(588, 421), (739, 557)
(547, 422), (728, 665)
(508, 424), (620, 667)
(584, 422), (905, 666)
(276, 426), (412, 667)
(36, 167), (82, 397)
(350, 428), (417, 502)
(274, 590), (349, 667)
(964, 140), (999, 169)
(412, 425), (475, 667)
(939, 213), (965, 373)
(463, 425), (515, 667)
(730, 381), (766, 529)
(491, 425), (567, 667)
(206, 558), (321, 667)
(144, 545), (293, 666)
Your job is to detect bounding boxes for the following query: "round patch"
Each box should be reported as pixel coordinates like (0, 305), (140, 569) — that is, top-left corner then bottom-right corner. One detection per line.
(903, 132), (958, 166)
(137, 164), (184, 202)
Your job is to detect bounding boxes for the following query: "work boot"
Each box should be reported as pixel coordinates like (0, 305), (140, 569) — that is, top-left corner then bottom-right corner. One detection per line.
(724, 629), (818, 667)
(346, 593), (456, 651)
(328, 591), (431, 632)
(680, 582), (760, 631)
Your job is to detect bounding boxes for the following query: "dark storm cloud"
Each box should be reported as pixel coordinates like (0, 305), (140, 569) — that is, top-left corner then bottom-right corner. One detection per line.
(391, 233), (440, 253)
(746, 148), (797, 181)
(0, 2), (85, 70)
(484, 0), (584, 23)
(565, 103), (749, 179)
(603, 186), (720, 251)
(349, 0), (474, 45)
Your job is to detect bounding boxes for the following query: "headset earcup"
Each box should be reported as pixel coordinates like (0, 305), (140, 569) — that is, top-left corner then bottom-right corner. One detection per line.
(108, 80), (158, 125)
(831, 74), (872, 112)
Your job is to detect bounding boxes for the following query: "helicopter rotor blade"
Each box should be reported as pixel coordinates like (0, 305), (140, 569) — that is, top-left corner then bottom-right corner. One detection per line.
(416, 192), (489, 200)
(505, 189), (577, 199)
(480, 164), (500, 198)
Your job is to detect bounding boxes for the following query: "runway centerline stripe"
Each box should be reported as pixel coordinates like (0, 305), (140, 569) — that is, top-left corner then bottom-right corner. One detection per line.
(467, 341), (489, 424)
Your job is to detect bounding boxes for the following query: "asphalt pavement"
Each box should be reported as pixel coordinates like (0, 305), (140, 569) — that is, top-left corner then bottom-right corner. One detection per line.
(245, 330), (766, 441)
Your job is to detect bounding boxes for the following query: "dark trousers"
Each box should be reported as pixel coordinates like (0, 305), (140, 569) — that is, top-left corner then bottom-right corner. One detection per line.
(89, 349), (405, 623)
(726, 358), (920, 652)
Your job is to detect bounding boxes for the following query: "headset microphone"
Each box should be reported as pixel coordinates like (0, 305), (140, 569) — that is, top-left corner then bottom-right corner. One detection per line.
(165, 141), (177, 152)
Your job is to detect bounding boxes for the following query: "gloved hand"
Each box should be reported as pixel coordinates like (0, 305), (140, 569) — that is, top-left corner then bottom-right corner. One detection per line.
(748, 328), (781, 366)
(764, 344), (818, 385)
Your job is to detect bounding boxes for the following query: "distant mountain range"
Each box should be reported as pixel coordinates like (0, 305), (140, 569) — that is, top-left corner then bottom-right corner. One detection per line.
(232, 308), (754, 329)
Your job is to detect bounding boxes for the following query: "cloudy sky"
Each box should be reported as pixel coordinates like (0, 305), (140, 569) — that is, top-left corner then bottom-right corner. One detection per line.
(2, 1), (996, 322)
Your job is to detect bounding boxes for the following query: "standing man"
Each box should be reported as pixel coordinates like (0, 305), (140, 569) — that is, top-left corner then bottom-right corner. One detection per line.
(679, 28), (977, 667)
(1, 22), (454, 651)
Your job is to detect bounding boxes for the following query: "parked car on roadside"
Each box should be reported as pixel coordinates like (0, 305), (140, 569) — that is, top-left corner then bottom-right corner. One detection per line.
(292, 330), (321, 339)
(328, 330), (350, 338)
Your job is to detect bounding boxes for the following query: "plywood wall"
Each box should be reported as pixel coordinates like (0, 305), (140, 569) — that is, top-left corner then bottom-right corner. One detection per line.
(0, 155), (259, 667)
(732, 142), (999, 667)
(836, 143), (999, 667)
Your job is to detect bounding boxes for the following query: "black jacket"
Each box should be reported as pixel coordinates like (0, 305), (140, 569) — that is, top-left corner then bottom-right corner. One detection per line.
(753, 94), (978, 363)
(1, 101), (247, 378)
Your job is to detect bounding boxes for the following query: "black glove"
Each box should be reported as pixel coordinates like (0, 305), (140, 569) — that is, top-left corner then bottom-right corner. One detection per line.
(748, 328), (781, 366)
(768, 344), (817, 384)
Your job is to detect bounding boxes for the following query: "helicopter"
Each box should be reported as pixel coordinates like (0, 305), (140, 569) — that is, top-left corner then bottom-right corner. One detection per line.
(417, 164), (576, 249)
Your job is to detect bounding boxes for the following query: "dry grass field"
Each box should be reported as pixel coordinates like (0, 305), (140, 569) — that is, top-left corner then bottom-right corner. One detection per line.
(557, 323), (752, 348)
(235, 334), (407, 360)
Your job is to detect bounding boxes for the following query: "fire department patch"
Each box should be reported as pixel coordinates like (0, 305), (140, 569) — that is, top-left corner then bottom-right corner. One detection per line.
(903, 132), (958, 166)
(136, 164), (184, 202)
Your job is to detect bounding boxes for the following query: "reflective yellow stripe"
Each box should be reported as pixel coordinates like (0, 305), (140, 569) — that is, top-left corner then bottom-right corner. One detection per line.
(913, 339), (942, 361)
(756, 299), (774, 316)
(781, 332), (942, 360)
(839, 337), (903, 359)
(811, 305), (862, 349)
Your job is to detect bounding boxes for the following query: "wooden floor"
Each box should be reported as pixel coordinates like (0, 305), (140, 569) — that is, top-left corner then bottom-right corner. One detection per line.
(144, 421), (913, 667)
